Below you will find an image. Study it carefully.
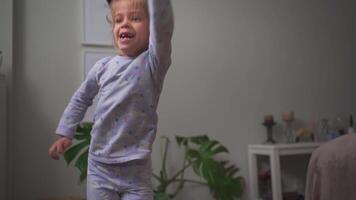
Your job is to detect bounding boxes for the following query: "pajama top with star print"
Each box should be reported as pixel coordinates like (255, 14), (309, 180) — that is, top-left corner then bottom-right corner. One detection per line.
(55, 0), (174, 164)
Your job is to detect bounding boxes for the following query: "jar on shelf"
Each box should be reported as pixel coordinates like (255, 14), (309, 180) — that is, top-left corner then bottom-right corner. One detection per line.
(329, 115), (347, 138)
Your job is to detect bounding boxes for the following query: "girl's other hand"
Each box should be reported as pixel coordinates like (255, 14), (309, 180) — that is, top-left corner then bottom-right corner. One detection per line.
(48, 136), (72, 160)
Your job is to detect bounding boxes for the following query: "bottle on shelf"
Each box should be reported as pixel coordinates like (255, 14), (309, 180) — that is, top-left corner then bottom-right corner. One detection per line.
(319, 118), (331, 141)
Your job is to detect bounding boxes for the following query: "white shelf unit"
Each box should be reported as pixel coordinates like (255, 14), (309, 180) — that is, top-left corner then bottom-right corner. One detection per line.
(248, 142), (322, 200)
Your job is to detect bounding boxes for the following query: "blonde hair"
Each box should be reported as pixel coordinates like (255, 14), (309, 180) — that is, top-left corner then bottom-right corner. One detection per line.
(106, 0), (148, 25)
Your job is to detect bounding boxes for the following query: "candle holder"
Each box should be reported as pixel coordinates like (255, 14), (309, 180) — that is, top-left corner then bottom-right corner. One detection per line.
(263, 121), (276, 144)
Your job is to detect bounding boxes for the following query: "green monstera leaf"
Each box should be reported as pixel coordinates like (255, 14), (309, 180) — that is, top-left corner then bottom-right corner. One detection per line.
(64, 122), (92, 183)
(154, 192), (171, 200)
(182, 135), (242, 200)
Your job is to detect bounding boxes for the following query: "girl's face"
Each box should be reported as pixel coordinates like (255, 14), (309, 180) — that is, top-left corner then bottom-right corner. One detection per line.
(111, 0), (149, 57)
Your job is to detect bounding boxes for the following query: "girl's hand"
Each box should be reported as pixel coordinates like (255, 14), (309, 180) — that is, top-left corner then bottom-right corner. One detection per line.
(48, 136), (72, 160)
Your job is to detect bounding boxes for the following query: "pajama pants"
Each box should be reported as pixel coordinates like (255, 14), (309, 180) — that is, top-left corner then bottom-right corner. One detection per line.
(87, 157), (153, 200)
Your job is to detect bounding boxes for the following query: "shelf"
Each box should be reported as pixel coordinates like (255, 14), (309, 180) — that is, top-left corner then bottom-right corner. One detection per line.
(248, 142), (322, 200)
(248, 142), (323, 156)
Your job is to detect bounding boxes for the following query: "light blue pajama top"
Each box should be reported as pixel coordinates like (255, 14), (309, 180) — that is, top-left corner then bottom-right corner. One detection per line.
(55, 0), (174, 164)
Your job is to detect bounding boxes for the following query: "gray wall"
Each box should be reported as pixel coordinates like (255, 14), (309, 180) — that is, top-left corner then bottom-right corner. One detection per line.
(0, 0), (13, 77)
(0, 0), (13, 199)
(11, 0), (356, 199)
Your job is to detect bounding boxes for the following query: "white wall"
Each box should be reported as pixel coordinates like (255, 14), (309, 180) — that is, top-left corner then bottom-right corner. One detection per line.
(0, 0), (13, 77)
(12, 0), (86, 199)
(12, 0), (356, 200)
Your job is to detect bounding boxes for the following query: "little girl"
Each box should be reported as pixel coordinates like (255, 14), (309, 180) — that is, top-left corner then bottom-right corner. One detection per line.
(48, 0), (174, 199)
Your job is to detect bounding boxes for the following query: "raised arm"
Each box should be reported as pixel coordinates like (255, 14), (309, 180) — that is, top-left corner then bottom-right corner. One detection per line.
(147, 0), (174, 80)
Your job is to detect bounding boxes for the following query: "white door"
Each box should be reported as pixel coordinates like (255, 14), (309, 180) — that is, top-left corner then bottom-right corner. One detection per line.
(0, 0), (13, 199)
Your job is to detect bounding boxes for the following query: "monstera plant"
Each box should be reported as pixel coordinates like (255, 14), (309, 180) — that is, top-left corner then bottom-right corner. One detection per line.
(64, 123), (244, 200)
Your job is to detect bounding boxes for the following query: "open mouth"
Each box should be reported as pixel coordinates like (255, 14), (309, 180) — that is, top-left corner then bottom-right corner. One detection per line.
(119, 32), (135, 41)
